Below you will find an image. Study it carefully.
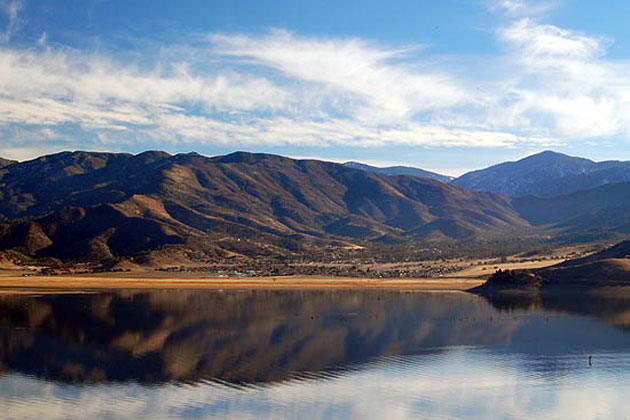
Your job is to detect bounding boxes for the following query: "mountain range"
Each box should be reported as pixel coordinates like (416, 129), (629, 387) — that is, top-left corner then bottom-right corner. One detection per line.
(346, 151), (630, 198)
(452, 151), (630, 197)
(343, 161), (453, 183)
(0, 149), (629, 266)
(0, 151), (529, 265)
(512, 181), (630, 241)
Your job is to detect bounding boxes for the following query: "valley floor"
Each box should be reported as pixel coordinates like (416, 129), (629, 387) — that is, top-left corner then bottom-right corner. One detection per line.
(0, 275), (484, 292)
(0, 258), (568, 292)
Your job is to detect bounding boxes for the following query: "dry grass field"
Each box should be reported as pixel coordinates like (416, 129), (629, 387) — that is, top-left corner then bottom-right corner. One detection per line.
(0, 241), (600, 293)
(0, 253), (575, 292)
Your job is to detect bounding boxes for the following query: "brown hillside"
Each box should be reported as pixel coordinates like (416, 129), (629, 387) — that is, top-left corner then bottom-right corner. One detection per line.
(480, 240), (630, 291)
(0, 151), (532, 263)
(537, 240), (630, 284)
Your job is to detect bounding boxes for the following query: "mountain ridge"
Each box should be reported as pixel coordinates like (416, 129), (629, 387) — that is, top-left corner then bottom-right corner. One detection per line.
(3, 149), (630, 266)
(0, 157), (16, 168)
(512, 180), (630, 242)
(453, 151), (630, 197)
(343, 161), (453, 183)
(0, 150), (532, 264)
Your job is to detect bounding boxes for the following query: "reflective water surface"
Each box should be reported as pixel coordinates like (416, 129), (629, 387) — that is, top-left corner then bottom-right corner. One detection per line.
(1, 289), (630, 419)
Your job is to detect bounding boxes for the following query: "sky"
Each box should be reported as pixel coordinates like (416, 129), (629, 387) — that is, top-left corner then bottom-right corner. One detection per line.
(2, 0), (630, 175)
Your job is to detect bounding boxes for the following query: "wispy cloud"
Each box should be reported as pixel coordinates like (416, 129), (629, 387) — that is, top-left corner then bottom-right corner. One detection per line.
(0, 30), (555, 158)
(0, 0), (23, 43)
(494, 18), (630, 138)
(500, 18), (608, 60)
(489, 0), (562, 17)
(1, 3), (630, 160)
(210, 30), (466, 123)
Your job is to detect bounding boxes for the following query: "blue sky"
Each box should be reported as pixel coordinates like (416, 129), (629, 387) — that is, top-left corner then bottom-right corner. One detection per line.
(2, 0), (630, 175)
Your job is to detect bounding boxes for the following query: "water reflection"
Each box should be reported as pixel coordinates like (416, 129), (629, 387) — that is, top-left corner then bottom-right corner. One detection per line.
(483, 292), (630, 330)
(0, 290), (509, 384)
(1, 290), (630, 418)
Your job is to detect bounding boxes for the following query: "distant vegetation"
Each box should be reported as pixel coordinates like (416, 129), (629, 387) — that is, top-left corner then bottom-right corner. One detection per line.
(483, 269), (545, 290)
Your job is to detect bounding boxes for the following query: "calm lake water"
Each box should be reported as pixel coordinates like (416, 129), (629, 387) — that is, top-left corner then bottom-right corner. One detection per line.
(1, 289), (630, 419)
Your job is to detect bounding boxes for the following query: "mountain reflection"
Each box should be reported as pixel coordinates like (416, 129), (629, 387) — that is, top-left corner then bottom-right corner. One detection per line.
(480, 292), (630, 330)
(1, 289), (630, 386)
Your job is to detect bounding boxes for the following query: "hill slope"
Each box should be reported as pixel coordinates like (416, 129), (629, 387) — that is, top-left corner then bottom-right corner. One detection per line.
(479, 241), (630, 292)
(538, 241), (630, 285)
(453, 151), (630, 197)
(512, 181), (630, 241)
(344, 161), (453, 183)
(0, 157), (16, 168)
(0, 151), (530, 264)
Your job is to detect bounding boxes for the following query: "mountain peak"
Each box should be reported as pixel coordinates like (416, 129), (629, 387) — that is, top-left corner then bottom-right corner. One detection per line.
(136, 150), (172, 159)
(453, 151), (629, 197)
(0, 157), (16, 168)
(523, 150), (565, 160)
(529, 150), (564, 157)
(343, 161), (453, 183)
(213, 151), (290, 164)
(518, 150), (593, 166)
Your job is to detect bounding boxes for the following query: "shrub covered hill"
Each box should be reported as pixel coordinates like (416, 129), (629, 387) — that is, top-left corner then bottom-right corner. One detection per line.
(343, 161), (453, 183)
(479, 240), (630, 292)
(0, 151), (535, 266)
(453, 151), (630, 198)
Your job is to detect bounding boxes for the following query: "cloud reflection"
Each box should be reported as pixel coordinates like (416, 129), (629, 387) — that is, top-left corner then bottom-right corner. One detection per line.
(1, 290), (630, 418)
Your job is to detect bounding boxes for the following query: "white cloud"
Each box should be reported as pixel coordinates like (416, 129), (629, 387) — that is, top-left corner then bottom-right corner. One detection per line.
(490, 0), (562, 17)
(0, 32), (555, 156)
(2, 10), (630, 158)
(145, 113), (554, 149)
(493, 18), (630, 138)
(500, 18), (608, 60)
(2, 349), (630, 419)
(0, 48), (288, 115)
(210, 30), (466, 123)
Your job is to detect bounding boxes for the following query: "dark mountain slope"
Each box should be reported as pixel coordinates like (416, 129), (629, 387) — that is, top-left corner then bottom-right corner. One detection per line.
(0, 204), (184, 260)
(512, 181), (630, 240)
(453, 151), (630, 197)
(344, 161), (453, 183)
(0, 150), (171, 219)
(0, 157), (15, 168)
(0, 151), (531, 263)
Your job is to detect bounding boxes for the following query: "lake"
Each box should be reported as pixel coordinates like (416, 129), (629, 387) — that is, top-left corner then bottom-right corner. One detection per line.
(1, 289), (630, 419)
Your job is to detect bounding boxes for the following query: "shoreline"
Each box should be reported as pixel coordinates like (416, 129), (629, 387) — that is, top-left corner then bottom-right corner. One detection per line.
(0, 258), (573, 293)
(0, 273), (485, 292)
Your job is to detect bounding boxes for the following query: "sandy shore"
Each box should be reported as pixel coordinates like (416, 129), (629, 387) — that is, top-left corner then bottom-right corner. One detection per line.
(0, 273), (485, 292)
